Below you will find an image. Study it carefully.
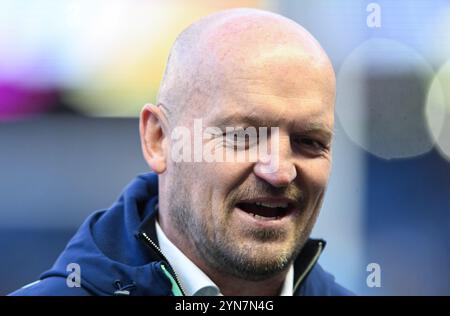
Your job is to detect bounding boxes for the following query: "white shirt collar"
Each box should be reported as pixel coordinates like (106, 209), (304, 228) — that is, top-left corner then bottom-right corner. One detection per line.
(280, 263), (294, 296)
(155, 220), (294, 296)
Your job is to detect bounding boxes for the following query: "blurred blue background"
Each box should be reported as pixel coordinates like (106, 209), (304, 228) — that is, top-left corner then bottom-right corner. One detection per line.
(1, 0), (449, 295)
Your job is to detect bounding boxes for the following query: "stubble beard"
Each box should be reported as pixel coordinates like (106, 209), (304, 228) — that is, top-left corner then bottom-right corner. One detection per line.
(166, 175), (316, 282)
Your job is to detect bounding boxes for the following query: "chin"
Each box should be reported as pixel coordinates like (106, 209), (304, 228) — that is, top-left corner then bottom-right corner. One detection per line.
(238, 239), (296, 261)
(232, 252), (293, 281)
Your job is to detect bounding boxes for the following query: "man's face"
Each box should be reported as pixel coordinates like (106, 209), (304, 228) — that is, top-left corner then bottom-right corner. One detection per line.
(165, 51), (335, 281)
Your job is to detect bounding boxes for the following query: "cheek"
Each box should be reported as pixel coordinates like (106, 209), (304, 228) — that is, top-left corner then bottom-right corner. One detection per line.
(200, 161), (254, 209)
(299, 158), (331, 193)
(187, 161), (252, 206)
(213, 161), (253, 185)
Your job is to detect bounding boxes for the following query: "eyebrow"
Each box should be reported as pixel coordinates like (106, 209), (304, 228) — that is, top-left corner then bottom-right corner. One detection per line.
(212, 113), (334, 139)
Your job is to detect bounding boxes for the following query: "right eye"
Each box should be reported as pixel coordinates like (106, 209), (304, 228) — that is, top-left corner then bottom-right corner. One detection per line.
(223, 128), (258, 150)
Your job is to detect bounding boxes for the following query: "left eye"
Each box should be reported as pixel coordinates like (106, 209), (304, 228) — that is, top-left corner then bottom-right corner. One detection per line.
(302, 138), (324, 148)
(293, 137), (327, 152)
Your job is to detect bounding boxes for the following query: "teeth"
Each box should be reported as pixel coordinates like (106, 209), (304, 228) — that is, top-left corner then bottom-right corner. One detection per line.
(250, 213), (280, 220)
(255, 202), (288, 208)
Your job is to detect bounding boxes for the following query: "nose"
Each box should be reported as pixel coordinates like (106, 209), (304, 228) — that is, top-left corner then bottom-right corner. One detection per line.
(253, 135), (297, 188)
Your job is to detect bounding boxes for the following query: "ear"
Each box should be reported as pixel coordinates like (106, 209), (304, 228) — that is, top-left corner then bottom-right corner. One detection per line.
(140, 103), (168, 174)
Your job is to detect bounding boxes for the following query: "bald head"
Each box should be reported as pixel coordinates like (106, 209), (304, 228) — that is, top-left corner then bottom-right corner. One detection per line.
(157, 8), (335, 125)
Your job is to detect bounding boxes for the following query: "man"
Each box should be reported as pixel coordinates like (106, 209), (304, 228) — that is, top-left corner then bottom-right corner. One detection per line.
(11, 8), (352, 296)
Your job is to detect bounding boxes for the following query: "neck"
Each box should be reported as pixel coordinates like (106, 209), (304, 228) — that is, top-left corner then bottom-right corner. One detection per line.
(158, 212), (289, 296)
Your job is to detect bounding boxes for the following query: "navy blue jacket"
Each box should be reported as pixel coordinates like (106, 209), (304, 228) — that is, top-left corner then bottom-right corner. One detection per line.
(10, 173), (353, 296)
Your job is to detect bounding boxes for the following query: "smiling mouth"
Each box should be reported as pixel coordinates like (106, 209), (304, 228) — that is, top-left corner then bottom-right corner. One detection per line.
(235, 199), (297, 220)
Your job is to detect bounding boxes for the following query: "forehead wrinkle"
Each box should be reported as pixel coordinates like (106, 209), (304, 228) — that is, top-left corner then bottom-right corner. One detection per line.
(211, 111), (334, 138)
